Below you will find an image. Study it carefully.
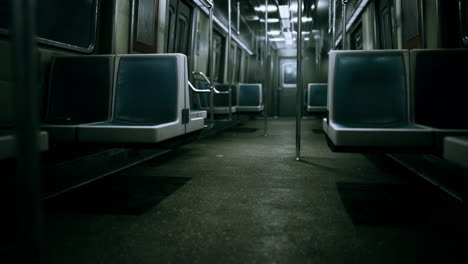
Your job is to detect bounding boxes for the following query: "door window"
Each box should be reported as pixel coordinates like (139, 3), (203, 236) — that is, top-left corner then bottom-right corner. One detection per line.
(281, 62), (297, 88)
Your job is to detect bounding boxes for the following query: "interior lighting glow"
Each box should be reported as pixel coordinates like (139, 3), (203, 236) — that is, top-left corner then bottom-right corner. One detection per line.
(278, 5), (290, 19)
(289, 2), (304, 12)
(291, 17), (313, 23)
(268, 30), (282, 36)
(270, 37), (285, 42)
(260, 18), (280, 23)
(254, 5), (278, 12)
(311, 4), (316, 10)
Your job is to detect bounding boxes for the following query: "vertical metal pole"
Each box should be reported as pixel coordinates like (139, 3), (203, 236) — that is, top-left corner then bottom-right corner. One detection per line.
(342, 0), (348, 50)
(332, 0), (337, 49)
(129, 0), (136, 53)
(12, 0), (44, 263)
(208, 1), (215, 125)
(228, 0), (233, 121)
(263, 0), (268, 136)
(420, 0), (425, 48)
(113, 0), (119, 54)
(237, 1), (241, 35)
(295, 0), (303, 160)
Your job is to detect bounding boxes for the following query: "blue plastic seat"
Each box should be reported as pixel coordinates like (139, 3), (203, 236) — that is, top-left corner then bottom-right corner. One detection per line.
(323, 50), (432, 150)
(78, 54), (201, 143)
(42, 55), (114, 141)
(237, 83), (263, 112)
(307, 83), (327, 113)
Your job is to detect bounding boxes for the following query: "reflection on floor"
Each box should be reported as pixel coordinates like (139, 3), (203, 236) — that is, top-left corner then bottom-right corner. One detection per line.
(44, 119), (468, 263)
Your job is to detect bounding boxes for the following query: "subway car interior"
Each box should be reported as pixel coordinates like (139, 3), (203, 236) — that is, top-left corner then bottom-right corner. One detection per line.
(3, 0), (468, 263)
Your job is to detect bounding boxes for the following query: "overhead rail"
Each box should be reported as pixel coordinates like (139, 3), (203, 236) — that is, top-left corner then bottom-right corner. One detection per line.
(193, 0), (254, 55)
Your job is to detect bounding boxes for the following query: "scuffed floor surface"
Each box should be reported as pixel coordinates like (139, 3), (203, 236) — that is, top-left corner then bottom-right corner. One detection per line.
(44, 119), (468, 263)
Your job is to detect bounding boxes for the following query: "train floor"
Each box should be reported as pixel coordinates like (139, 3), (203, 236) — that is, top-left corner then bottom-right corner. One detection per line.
(43, 118), (468, 263)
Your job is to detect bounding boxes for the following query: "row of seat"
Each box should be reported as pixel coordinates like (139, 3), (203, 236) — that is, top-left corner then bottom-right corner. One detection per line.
(43, 54), (206, 143)
(307, 83), (327, 113)
(196, 83), (264, 114)
(323, 49), (468, 154)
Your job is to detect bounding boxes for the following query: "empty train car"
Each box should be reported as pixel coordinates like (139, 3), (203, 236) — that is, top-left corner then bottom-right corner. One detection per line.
(2, 0), (468, 263)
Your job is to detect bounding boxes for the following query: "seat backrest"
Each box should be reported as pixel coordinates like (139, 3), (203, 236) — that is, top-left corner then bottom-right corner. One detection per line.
(45, 55), (114, 124)
(214, 84), (238, 107)
(308, 83), (327, 107)
(113, 54), (185, 125)
(411, 49), (468, 129)
(238, 84), (262, 106)
(329, 50), (409, 128)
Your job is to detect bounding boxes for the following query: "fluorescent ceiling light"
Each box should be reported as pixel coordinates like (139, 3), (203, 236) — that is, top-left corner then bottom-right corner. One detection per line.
(260, 18), (280, 23)
(254, 5), (277, 12)
(270, 37), (285, 42)
(292, 31), (311, 35)
(318, 0), (328, 9)
(268, 30), (282, 36)
(289, 2), (304, 12)
(246, 15), (260, 21)
(304, 37), (310, 41)
(291, 17), (313, 23)
(311, 4), (315, 10)
(278, 5), (290, 19)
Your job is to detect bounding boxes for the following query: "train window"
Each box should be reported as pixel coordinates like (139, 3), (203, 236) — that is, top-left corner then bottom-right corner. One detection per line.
(459, 0), (468, 46)
(227, 44), (236, 82)
(166, 0), (191, 54)
(133, 0), (159, 53)
(0, 0), (99, 53)
(175, 15), (188, 53)
(377, 0), (395, 49)
(350, 23), (363, 50)
(212, 31), (225, 83)
(174, 1), (191, 55)
(166, 5), (176, 53)
(235, 47), (242, 82)
(281, 62), (297, 88)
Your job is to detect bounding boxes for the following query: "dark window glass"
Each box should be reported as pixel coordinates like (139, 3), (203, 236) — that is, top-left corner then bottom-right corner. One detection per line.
(282, 62), (297, 86)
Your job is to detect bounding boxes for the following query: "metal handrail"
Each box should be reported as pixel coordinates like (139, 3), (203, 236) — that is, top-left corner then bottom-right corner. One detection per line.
(192, 71), (232, 122)
(193, 71), (212, 85)
(188, 81), (210, 93)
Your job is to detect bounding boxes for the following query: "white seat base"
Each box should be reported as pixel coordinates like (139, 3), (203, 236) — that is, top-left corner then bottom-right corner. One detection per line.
(324, 120), (433, 148)
(444, 136), (468, 168)
(236, 105), (264, 112)
(201, 106), (237, 114)
(308, 106), (327, 113)
(78, 121), (185, 143)
(0, 131), (49, 160)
